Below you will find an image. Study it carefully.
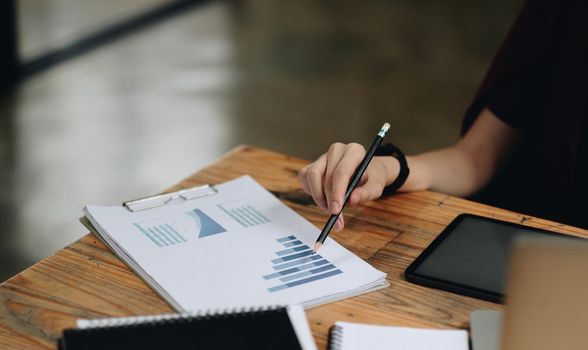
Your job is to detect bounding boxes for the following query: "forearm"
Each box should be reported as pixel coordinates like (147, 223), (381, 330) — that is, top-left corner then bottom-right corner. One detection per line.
(299, 109), (518, 213)
(405, 147), (486, 196)
(377, 146), (480, 196)
(380, 108), (519, 197)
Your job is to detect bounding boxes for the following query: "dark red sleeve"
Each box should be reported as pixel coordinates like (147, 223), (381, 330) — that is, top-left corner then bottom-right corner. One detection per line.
(461, 0), (560, 134)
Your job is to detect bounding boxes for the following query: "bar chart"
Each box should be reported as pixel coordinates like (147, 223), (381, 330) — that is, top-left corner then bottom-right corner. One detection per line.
(263, 235), (343, 293)
(133, 222), (187, 247)
(134, 209), (226, 247)
(217, 202), (271, 228)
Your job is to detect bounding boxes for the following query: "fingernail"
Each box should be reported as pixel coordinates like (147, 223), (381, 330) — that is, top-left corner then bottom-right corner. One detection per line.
(331, 201), (340, 214)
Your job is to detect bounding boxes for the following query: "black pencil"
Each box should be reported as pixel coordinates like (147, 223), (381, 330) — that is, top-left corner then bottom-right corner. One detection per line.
(313, 122), (391, 252)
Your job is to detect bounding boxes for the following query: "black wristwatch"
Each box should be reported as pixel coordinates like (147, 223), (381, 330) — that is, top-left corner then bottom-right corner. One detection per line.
(374, 143), (410, 196)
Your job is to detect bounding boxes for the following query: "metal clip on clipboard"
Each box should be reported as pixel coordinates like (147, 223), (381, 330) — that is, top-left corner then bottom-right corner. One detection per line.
(122, 184), (218, 212)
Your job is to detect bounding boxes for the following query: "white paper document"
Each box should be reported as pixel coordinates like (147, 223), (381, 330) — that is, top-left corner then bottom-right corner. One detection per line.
(330, 322), (469, 350)
(83, 176), (388, 311)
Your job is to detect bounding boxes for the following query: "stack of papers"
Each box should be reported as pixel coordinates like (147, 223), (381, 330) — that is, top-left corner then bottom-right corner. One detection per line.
(83, 176), (388, 311)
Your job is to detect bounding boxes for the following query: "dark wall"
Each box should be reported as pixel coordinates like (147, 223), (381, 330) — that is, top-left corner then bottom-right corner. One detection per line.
(1, 0), (18, 92)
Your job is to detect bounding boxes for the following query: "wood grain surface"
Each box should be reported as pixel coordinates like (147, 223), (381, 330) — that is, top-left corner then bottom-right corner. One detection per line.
(1, 145), (587, 349)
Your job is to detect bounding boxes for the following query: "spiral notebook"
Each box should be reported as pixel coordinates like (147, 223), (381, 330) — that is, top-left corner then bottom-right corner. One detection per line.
(59, 305), (317, 350)
(328, 322), (468, 350)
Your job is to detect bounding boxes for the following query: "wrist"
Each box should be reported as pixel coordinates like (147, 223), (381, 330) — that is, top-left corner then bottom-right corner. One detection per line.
(403, 155), (430, 192)
(376, 156), (400, 187)
(374, 143), (410, 195)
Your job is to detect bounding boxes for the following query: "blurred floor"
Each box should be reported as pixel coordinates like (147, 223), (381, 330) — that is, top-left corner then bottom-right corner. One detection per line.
(0, 0), (521, 281)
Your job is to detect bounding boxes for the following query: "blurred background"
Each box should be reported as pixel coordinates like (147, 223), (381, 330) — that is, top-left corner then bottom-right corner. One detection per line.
(0, 0), (522, 281)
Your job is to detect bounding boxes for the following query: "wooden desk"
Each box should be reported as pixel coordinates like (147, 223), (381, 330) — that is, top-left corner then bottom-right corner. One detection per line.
(1, 146), (587, 349)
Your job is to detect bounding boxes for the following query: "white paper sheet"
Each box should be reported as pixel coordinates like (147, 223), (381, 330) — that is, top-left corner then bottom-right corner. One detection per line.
(331, 322), (469, 350)
(83, 176), (387, 311)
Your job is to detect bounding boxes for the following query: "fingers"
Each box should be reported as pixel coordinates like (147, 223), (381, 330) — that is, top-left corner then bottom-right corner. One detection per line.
(299, 142), (383, 229)
(349, 183), (384, 205)
(299, 154), (329, 212)
(324, 143), (347, 214)
(330, 143), (366, 214)
(299, 163), (312, 194)
(333, 213), (344, 231)
(348, 159), (388, 205)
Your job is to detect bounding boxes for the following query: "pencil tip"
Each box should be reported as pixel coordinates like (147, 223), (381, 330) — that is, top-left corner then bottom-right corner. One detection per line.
(313, 242), (322, 252)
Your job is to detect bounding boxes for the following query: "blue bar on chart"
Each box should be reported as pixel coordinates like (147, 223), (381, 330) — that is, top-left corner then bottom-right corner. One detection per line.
(279, 264), (337, 283)
(264, 235), (343, 293)
(284, 240), (303, 247)
(277, 236), (297, 243)
(271, 249), (314, 264)
(267, 269), (343, 293)
(263, 259), (330, 279)
(134, 223), (187, 247)
(217, 203), (271, 228)
(275, 245), (309, 256)
(272, 254), (322, 270)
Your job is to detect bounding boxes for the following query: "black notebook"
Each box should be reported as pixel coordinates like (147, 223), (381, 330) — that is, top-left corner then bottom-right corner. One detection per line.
(59, 306), (315, 350)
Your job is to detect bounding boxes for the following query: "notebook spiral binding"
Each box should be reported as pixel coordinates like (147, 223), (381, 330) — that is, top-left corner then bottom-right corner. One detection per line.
(77, 305), (286, 330)
(329, 324), (344, 350)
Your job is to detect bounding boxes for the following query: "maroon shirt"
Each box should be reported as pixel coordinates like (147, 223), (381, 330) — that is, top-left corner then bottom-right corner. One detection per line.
(462, 0), (588, 228)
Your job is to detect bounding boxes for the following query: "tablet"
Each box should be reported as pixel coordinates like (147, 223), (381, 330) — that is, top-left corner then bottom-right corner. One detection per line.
(404, 213), (582, 303)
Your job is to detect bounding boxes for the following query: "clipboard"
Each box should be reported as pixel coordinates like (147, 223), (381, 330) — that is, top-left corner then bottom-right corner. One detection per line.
(80, 175), (389, 312)
(122, 184), (218, 212)
(79, 183), (225, 310)
(80, 184), (219, 237)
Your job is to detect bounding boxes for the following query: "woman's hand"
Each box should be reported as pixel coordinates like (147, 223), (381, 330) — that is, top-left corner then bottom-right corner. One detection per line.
(298, 142), (399, 231)
(297, 109), (521, 233)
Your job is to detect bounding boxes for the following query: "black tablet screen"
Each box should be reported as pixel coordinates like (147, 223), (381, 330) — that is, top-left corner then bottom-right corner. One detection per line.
(409, 215), (576, 297)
